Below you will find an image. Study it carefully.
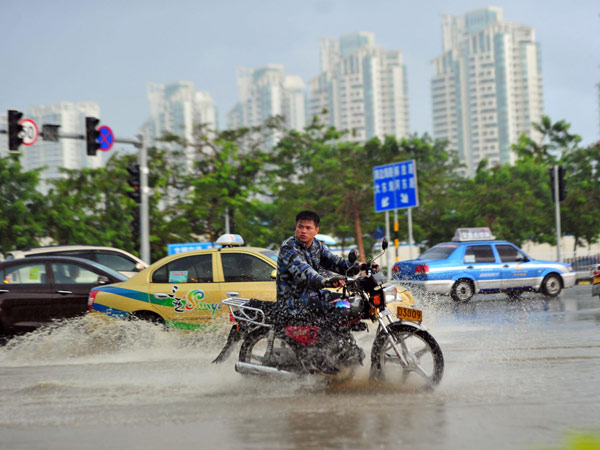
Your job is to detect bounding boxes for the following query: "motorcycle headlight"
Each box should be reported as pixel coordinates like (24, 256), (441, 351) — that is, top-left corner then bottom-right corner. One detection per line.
(383, 285), (398, 302)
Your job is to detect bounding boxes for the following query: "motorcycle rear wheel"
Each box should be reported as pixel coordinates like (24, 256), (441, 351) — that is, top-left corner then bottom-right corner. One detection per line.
(239, 328), (301, 374)
(370, 323), (444, 390)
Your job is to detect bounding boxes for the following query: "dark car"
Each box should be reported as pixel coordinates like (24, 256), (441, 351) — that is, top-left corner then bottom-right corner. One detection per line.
(0, 256), (127, 340)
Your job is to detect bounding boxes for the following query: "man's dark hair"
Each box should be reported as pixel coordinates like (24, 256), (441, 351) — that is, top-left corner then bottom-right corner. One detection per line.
(296, 210), (320, 227)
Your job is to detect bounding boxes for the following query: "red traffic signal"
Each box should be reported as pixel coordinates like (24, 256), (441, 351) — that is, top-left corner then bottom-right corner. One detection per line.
(126, 164), (141, 203)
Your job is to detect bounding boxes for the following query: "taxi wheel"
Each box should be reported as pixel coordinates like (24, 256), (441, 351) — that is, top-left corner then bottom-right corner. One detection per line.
(541, 274), (562, 297)
(130, 311), (166, 328)
(506, 290), (523, 301)
(451, 279), (474, 302)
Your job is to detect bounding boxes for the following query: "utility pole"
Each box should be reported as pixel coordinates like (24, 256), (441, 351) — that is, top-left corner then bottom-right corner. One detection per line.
(553, 164), (562, 262)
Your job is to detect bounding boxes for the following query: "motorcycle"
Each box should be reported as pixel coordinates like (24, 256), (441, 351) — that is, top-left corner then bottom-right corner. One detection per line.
(213, 239), (444, 389)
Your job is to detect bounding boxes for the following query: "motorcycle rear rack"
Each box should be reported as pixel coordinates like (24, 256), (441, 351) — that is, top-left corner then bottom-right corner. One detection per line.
(222, 297), (272, 328)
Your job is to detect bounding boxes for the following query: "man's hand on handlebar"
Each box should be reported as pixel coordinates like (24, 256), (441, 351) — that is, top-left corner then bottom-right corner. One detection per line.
(360, 262), (380, 272)
(323, 277), (346, 288)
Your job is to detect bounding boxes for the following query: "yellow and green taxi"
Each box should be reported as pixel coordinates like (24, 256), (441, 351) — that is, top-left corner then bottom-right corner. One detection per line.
(88, 234), (415, 331)
(88, 235), (278, 331)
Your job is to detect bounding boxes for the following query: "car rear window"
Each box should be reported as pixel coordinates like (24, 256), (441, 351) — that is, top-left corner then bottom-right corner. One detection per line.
(464, 245), (496, 263)
(419, 244), (457, 261)
(1, 263), (47, 284)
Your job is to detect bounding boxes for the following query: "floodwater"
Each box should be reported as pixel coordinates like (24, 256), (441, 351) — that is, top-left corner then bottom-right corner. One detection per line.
(1, 286), (600, 450)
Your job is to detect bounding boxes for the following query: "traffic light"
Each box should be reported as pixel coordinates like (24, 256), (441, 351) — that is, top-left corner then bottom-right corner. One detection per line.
(549, 166), (567, 202)
(85, 117), (100, 156)
(8, 109), (23, 151)
(558, 166), (567, 201)
(126, 164), (141, 203)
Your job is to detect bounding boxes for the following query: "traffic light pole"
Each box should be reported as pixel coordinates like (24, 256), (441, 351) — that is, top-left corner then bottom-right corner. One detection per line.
(138, 137), (150, 265)
(553, 164), (562, 262)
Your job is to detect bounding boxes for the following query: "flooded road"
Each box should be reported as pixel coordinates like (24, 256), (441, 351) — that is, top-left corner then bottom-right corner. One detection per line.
(1, 285), (599, 450)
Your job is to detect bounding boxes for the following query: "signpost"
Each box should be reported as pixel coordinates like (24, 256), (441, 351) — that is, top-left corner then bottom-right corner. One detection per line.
(98, 125), (114, 151)
(18, 118), (39, 146)
(373, 160), (419, 278)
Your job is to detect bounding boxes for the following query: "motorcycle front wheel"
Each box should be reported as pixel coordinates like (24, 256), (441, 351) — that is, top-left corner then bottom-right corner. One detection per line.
(370, 322), (444, 390)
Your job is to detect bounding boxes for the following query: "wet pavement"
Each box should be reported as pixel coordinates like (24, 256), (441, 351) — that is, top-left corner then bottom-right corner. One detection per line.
(1, 285), (599, 449)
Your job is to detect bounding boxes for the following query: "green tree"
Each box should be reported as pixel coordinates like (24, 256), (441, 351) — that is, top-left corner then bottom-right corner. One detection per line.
(397, 135), (466, 248)
(0, 156), (46, 254)
(513, 115), (582, 164)
(461, 157), (553, 247)
(159, 120), (280, 245)
(560, 142), (600, 252)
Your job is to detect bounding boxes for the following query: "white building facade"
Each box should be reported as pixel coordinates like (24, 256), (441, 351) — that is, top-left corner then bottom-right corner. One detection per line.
(226, 65), (306, 132)
(431, 7), (544, 175)
(0, 102), (103, 193)
(308, 32), (410, 142)
(140, 81), (218, 172)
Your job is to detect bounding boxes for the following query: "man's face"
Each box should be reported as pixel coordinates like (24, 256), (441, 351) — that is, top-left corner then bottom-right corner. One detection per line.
(295, 220), (319, 246)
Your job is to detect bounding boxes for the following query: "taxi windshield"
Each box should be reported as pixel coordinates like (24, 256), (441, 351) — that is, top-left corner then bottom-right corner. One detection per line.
(419, 244), (457, 261)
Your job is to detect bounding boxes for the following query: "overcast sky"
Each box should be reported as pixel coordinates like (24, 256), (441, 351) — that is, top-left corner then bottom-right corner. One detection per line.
(1, 0), (598, 150)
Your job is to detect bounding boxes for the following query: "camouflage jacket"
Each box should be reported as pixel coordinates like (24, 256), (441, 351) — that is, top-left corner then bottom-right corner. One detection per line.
(276, 235), (355, 311)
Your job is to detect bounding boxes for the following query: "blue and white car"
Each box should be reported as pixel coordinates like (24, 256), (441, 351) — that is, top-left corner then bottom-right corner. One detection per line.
(392, 228), (576, 302)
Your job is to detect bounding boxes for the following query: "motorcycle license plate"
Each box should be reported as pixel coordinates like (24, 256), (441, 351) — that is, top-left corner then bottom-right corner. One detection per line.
(397, 306), (422, 322)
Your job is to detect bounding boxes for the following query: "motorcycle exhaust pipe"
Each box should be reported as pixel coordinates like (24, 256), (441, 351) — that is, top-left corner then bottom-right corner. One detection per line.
(235, 361), (295, 377)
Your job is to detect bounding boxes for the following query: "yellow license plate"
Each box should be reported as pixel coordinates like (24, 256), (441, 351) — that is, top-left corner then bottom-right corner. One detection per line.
(397, 306), (422, 322)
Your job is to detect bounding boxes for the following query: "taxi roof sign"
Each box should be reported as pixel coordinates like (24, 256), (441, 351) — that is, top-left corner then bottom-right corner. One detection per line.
(216, 234), (245, 247)
(452, 227), (495, 242)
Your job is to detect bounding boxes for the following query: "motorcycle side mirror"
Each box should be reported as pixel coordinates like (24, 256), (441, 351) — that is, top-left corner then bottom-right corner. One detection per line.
(348, 249), (358, 265)
(382, 238), (388, 251)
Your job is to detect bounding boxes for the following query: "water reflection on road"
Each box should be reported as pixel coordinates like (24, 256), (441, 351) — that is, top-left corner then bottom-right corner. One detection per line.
(1, 286), (599, 450)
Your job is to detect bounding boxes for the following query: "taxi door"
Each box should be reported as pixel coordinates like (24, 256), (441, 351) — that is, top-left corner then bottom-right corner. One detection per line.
(495, 244), (538, 290)
(462, 244), (501, 291)
(215, 251), (277, 302)
(145, 253), (223, 329)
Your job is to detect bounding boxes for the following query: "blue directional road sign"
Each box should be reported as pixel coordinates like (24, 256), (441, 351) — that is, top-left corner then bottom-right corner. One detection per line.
(98, 125), (114, 151)
(373, 160), (419, 212)
(167, 242), (215, 255)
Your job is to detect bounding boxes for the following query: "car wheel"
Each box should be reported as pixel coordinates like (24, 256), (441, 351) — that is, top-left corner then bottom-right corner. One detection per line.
(541, 274), (562, 297)
(451, 279), (474, 302)
(506, 290), (523, 301)
(130, 311), (166, 328)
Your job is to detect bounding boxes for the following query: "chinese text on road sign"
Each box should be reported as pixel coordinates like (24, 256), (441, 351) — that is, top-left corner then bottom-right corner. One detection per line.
(373, 160), (419, 212)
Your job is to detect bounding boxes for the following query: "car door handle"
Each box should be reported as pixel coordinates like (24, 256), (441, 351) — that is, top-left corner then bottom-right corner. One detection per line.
(0, 289), (9, 293)
(154, 293), (169, 299)
(466, 266), (474, 269)
(503, 265), (510, 268)
(57, 290), (72, 294)
(226, 291), (240, 298)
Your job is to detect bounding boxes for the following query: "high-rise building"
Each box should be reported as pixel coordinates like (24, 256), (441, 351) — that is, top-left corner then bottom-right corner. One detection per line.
(431, 7), (544, 175)
(0, 102), (103, 193)
(226, 65), (306, 133)
(308, 32), (410, 142)
(140, 81), (218, 172)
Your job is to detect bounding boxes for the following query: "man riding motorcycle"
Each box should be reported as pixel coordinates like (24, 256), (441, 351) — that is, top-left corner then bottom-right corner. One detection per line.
(276, 210), (371, 375)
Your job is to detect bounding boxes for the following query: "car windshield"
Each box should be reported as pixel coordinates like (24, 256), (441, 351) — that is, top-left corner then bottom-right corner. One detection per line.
(419, 244), (458, 261)
(80, 260), (129, 281)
